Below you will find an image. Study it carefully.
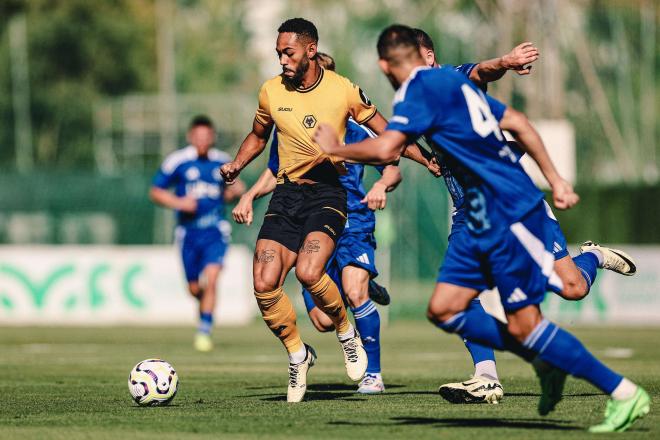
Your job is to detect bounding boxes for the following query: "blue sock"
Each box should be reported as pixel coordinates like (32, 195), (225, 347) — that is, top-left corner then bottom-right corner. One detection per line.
(352, 300), (381, 374)
(463, 300), (496, 365)
(572, 252), (599, 291)
(523, 319), (623, 393)
(434, 307), (535, 362)
(198, 311), (213, 335)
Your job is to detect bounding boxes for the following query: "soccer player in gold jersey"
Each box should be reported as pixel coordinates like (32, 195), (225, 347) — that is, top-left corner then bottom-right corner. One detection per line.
(220, 18), (407, 402)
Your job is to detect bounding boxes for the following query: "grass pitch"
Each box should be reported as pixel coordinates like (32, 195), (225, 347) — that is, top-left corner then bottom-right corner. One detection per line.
(1, 322), (657, 439)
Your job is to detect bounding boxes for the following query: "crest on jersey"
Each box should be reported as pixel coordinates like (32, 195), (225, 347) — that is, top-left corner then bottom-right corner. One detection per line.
(185, 167), (200, 181)
(303, 114), (317, 129)
(359, 88), (372, 106)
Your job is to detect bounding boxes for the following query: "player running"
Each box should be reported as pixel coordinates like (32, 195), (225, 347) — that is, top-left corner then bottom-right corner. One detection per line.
(219, 18), (397, 402)
(314, 25), (649, 432)
(412, 29), (638, 404)
(232, 53), (400, 394)
(150, 115), (245, 352)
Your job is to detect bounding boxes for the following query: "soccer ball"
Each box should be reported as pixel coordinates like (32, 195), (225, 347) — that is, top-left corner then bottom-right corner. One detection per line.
(128, 358), (179, 406)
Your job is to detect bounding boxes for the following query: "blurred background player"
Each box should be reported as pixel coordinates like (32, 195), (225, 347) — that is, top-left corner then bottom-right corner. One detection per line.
(150, 115), (245, 352)
(233, 52), (401, 394)
(413, 29), (638, 404)
(314, 25), (649, 432)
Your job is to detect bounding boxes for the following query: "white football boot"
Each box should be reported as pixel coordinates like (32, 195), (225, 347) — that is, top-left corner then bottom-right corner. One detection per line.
(287, 344), (317, 403)
(438, 375), (504, 404)
(580, 241), (636, 276)
(339, 331), (368, 382)
(357, 373), (385, 394)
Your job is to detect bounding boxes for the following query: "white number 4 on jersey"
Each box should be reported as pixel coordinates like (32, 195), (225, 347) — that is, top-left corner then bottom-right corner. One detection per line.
(461, 84), (504, 142)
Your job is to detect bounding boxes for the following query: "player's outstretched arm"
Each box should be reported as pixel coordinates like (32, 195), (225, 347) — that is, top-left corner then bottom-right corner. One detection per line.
(362, 165), (402, 211)
(149, 187), (197, 213)
(499, 107), (579, 210)
(402, 144), (441, 177)
(314, 124), (407, 164)
(470, 42), (539, 86)
(221, 119), (272, 184)
(232, 169), (277, 225)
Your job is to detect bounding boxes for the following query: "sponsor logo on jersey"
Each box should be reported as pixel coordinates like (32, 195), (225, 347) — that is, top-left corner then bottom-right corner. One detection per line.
(323, 224), (336, 236)
(185, 167), (200, 180)
(186, 181), (221, 199)
(277, 107), (293, 112)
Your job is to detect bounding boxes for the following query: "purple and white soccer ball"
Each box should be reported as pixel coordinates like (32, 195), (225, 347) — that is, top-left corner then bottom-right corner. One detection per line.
(128, 358), (179, 406)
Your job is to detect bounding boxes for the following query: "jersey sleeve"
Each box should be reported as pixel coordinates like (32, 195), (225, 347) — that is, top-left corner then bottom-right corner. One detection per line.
(254, 83), (272, 126)
(152, 164), (176, 189)
(386, 79), (435, 141)
(267, 129), (279, 176)
(486, 93), (507, 121)
(346, 80), (377, 125)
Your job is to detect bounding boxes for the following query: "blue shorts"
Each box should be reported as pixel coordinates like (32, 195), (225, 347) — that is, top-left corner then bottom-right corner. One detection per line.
(542, 200), (569, 260)
(176, 221), (230, 282)
(301, 232), (378, 313)
(438, 201), (563, 312)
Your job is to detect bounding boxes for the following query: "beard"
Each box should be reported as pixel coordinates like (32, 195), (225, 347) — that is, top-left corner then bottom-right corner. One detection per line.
(282, 56), (310, 88)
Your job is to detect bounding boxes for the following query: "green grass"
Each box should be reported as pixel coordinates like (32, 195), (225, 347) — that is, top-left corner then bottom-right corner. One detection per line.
(0, 322), (657, 439)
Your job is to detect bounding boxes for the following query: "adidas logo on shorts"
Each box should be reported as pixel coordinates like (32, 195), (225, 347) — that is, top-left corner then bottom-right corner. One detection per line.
(507, 288), (528, 304)
(356, 253), (370, 265)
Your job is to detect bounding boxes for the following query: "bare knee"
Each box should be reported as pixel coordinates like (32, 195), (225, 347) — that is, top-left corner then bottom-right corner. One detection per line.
(253, 272), (280, 293)
(344, 286), (367, 309)
(506, 308), (544, 343)
(188, 282), (201, 298)
(295, 265), (324, 288)
(427, 293), (465, 323)
(560, 277), (589, 301)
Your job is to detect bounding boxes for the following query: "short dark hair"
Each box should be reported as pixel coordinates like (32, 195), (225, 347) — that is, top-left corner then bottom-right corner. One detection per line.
(278, 18), (318, 43)
(412, 28), (434, 51)
(189, 115), (214, 130)
(316, 52), (335, 71)
(377, 24), (420, 62)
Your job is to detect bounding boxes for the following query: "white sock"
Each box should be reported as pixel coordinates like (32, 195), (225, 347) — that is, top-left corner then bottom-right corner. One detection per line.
(288, 345), (307, 364)
(474, 360), (499, 381)
(586, 249), (604, 267)
(611, 377), (637, 400)
(337, 323), (356, 341)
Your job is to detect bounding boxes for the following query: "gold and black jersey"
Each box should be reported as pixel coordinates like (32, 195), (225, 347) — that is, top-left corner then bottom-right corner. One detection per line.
(254, 68), (377, 183)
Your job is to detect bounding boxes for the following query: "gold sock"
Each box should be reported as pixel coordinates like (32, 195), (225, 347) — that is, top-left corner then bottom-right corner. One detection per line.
(254, 287), (303, 354)
(307, 273), (351, 334)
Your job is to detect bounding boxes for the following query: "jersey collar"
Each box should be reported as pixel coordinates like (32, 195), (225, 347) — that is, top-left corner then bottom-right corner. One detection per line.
(296, 67), (324, 93)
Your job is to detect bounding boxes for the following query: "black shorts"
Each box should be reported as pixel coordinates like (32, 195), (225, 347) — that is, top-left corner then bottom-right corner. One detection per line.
(258, 181), (347, 253)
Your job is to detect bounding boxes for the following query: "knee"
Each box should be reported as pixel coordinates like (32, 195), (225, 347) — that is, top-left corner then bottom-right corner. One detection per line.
(561, 278), (589, 301)
(345, 287), (367, 309)
(506, 319), (538, 343)
(426, 295), (463, 324)
(253, 274), (280, 294)
(295, 265), (324, 288)
(188, 283), (202, 298)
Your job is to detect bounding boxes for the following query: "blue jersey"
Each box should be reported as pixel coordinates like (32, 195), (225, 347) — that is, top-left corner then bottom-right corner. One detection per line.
(268, 120), (383, 234)
(386, 66), (544, 232)
(153, 146), (231, 229)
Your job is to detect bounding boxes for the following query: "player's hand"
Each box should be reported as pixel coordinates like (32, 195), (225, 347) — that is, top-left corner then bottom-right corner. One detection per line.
(362, 182), (387, 210)
(232, 195), (254, 225)
(427, 156), (442, 177)
(551, 179), (579, 210)
(220, 161), (241, 185)
(313, 124), (341, 155)
(501, 42), (539, 75)
(178, 196), (197, 213)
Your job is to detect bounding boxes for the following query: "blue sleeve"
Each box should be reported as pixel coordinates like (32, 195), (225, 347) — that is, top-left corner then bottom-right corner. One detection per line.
(267, 129), (279, 176)
(386, 79), (435, 141)
(152, 166), (175, 189)
(449, 63), (487, 92)
(486, 93), (507, 121)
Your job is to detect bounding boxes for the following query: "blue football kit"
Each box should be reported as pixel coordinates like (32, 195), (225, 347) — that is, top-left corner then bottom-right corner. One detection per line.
(387, 66), (562, 310)
(387, 65), (625, 400)
(153, 146), (232, 282)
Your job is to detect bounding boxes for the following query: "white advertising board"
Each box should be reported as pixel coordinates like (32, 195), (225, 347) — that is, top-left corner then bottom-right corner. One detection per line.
(0, 245), (256, 326)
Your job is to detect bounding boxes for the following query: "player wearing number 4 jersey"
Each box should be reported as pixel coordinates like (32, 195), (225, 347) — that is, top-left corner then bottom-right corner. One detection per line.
(412, 29), (637, 405)
(314, 25), (649, 433)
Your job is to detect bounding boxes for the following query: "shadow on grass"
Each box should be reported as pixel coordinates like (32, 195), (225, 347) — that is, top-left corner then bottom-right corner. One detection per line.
(246, 383), (405, 392)
(260, 391), (367, 402)
(505, 392), (602, 398)
(329, 416), (582, 430)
